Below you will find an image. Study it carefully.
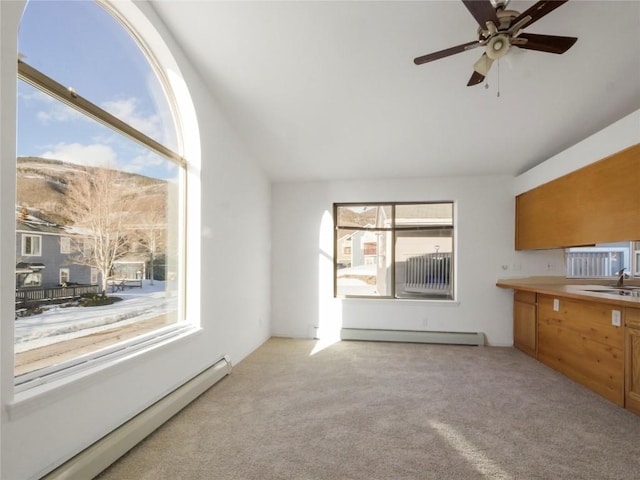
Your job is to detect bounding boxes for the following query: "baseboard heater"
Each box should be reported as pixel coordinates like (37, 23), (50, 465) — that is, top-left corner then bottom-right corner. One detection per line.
(42, 356), (232, 480)
(340, 328), (485, 346)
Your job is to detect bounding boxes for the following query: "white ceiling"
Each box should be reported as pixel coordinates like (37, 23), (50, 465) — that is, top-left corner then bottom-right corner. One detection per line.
(151, 0), (640, 182)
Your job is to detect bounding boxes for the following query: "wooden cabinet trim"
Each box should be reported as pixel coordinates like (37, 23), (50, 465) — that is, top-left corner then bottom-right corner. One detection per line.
(625, 325), (640, 415)
(514, 290), (536, 304)
(626, 307), (640, 328)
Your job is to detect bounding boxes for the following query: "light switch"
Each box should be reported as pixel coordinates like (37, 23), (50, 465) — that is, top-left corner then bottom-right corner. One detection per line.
(553, 299), (560, 312)
(612, 310), (621, 327)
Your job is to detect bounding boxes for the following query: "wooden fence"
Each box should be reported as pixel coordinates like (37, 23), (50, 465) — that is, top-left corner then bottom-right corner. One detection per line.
(15, 284), (100, 308)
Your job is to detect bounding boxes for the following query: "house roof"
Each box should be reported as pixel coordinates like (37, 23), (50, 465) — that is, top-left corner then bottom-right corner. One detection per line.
(16, 218), (67, 236)
(15, 262), (46, 275)
(151, 0), (640, 182)
(15, 207), (87, 236)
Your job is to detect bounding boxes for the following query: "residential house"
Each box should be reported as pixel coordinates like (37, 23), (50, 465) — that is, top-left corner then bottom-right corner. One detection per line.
(15, 211), (98, 289)
(336, 229), (379, 269)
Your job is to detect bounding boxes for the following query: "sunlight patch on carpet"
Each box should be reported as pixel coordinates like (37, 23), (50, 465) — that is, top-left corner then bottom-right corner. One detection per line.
(310, 337), (341, 356)
(429, 420), (512, 480)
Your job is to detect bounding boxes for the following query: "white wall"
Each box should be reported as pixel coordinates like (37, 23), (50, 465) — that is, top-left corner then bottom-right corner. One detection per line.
(270, 110), (640, 349)
(271, 175), (562, 347)
(514, 110), (640, 195)
(0, 2), (270, 479)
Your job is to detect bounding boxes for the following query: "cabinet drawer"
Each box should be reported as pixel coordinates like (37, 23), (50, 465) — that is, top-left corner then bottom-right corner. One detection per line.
(627, 308), (640, 329)
(514, 290), (536, 304)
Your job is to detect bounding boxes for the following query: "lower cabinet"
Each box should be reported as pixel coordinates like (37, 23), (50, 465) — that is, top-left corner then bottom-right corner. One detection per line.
(625, 308), (640, 415)
(537, 295), (625, 406)
(513, 291), (537, 357)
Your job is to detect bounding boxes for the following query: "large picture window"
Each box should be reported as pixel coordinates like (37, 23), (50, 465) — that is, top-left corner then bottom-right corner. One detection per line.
(14, 1), (187, 385)
(335, 203), (454, 300)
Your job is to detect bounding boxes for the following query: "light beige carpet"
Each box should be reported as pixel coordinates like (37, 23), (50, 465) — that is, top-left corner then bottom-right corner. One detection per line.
(97, 338), (640, 479)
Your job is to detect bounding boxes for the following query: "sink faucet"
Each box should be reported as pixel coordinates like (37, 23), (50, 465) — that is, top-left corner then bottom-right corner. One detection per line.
(616, 268), (629, 287)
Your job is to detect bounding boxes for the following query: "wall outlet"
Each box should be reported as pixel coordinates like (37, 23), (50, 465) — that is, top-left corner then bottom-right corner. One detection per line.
(612, 310), (621, 327)
(553, 299), (560, 312)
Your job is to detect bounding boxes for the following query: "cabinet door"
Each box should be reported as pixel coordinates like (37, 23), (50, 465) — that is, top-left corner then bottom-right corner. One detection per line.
(515, 143), (640, 250)
(514, 291), (536, 357)
(625, 308), (640, 415)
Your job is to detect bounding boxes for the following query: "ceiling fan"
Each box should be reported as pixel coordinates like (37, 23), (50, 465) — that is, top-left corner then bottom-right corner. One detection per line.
(414, 0), (577, 86)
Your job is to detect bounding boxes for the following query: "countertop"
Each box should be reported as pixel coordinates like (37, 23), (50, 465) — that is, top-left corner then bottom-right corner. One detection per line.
(496, 277), (640, 308)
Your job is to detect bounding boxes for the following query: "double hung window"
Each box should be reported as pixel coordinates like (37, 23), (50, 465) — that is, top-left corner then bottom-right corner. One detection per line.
(59, 268), (70, 285)
(21, 234), (42, 256)
(335, 203), (455, 300)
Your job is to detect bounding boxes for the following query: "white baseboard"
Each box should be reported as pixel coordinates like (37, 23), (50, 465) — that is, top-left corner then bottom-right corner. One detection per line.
(340, 328), (485, 346)
(41, 356), (232, 480)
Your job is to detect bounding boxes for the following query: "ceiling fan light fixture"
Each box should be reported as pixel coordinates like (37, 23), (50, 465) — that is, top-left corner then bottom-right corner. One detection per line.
(486, 34), (510, 60)
(413, 0), (577, 86)
(473, 53), (493, 76)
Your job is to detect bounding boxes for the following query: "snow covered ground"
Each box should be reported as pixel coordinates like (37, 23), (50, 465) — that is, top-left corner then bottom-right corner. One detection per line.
(15, 280), (178, 353)
(336, 264), (378, 296)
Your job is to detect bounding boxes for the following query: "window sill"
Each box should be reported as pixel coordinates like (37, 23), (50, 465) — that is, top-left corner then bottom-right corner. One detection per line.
(339, 296), (460, 306)
(7, 324), (200, 420)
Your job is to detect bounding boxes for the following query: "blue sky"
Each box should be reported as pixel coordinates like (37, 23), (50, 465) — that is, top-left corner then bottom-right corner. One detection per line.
(17, 0), (178, 180)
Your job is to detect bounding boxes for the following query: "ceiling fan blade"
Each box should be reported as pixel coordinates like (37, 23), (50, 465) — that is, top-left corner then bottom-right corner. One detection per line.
(511, 0), (570, 30)
(462, 0), (500, 30)
(473, 53), (494, 77)
(514, 33), (578, 54)
(413, 40), (480, 65)
(467, 70), (485, 87)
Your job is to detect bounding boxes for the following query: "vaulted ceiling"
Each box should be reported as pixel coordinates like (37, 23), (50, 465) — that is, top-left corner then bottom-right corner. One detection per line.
(151, 1), (640, 181)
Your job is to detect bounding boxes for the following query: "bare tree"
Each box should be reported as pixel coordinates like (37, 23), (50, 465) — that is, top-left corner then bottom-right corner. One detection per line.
(130, 196), (167, 286)
(64, 166), (134, 295)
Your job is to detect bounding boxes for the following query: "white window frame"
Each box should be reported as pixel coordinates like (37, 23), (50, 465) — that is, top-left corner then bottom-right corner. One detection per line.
(22, 234), (42, 256)
(60, 236), (71, 254)
(59, 268), (70, 285)
(23, 272), (42, 287)
(12, 0), (197, 395)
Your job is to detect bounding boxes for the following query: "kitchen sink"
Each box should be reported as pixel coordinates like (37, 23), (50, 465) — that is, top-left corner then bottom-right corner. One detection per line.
(586, 288), (640, 298)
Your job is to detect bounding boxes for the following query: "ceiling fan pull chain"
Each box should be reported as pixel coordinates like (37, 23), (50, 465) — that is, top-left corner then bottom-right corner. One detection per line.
(497, 60), (501, 98)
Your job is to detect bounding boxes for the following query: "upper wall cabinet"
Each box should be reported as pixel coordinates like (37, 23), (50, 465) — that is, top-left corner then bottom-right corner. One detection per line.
(516, 144), (640, 250)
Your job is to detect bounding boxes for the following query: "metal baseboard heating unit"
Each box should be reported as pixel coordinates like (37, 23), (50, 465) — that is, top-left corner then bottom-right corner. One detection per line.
(42, 356), (232, 480)
(341, 328), (485, 346)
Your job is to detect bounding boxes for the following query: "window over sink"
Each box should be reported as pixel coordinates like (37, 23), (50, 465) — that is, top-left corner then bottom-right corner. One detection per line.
(566, 241), (639, 278)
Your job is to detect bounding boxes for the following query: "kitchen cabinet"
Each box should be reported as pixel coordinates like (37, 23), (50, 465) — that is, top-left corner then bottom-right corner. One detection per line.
(513, 290), (537, 357)
(625, 307), (640, 415)
(537, 295), (624, 406)
(515, 143), (640, 250)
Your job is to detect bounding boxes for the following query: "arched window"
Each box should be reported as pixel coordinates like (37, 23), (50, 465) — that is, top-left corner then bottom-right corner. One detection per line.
(15, 0), (189, 386)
